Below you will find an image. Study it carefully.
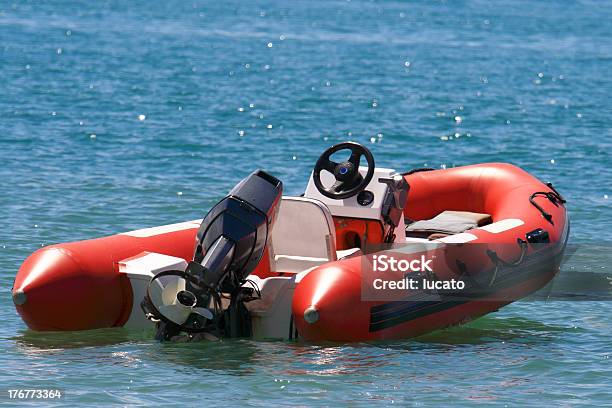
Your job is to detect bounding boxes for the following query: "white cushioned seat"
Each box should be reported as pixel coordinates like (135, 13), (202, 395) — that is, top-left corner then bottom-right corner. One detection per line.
(270, 197), (337, 273)
(405, 210), (492, 239)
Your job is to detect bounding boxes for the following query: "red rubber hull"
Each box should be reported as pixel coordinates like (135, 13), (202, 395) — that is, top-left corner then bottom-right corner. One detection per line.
(12, 224), (199, 331)
(12, 163), (568, 341)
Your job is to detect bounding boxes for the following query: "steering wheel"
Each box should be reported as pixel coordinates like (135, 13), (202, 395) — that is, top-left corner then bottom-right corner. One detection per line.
(313, 142), (375, 199)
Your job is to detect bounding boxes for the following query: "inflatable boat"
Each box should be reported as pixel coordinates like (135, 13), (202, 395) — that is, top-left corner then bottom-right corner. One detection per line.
(12, 142), (569, 341)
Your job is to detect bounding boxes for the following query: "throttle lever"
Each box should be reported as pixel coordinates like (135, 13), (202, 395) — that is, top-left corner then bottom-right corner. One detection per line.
(379, 174), (410, 228)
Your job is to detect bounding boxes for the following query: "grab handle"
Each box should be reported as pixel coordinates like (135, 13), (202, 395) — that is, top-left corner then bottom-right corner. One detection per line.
(485, 239), (528, 286)
(486, 238), (528, 268)
(529, 183), (566, 225)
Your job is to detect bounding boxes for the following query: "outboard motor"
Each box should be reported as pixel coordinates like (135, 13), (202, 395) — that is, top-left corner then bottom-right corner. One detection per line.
(142, 170), (283, 341)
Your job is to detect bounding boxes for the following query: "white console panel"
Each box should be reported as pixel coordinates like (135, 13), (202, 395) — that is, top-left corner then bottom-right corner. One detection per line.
(304, 167), (397, 220)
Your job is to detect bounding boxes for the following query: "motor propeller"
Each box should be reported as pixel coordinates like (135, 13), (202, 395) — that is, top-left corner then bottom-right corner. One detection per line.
(155, 275), (213, 325)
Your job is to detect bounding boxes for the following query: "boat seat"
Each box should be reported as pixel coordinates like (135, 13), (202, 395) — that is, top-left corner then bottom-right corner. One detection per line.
(270, 196), (337, 273)
(405, 210), (492, 240)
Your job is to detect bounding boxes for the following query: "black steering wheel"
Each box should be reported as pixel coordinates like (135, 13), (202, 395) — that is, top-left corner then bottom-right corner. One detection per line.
(313, 142), (375, 199)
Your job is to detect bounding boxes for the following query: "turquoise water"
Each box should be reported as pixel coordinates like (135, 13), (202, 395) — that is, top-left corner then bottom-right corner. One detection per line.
(1, 0), (611, 406)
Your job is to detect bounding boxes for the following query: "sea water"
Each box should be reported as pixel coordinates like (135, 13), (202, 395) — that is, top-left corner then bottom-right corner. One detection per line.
(1, 1), (611, 406)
